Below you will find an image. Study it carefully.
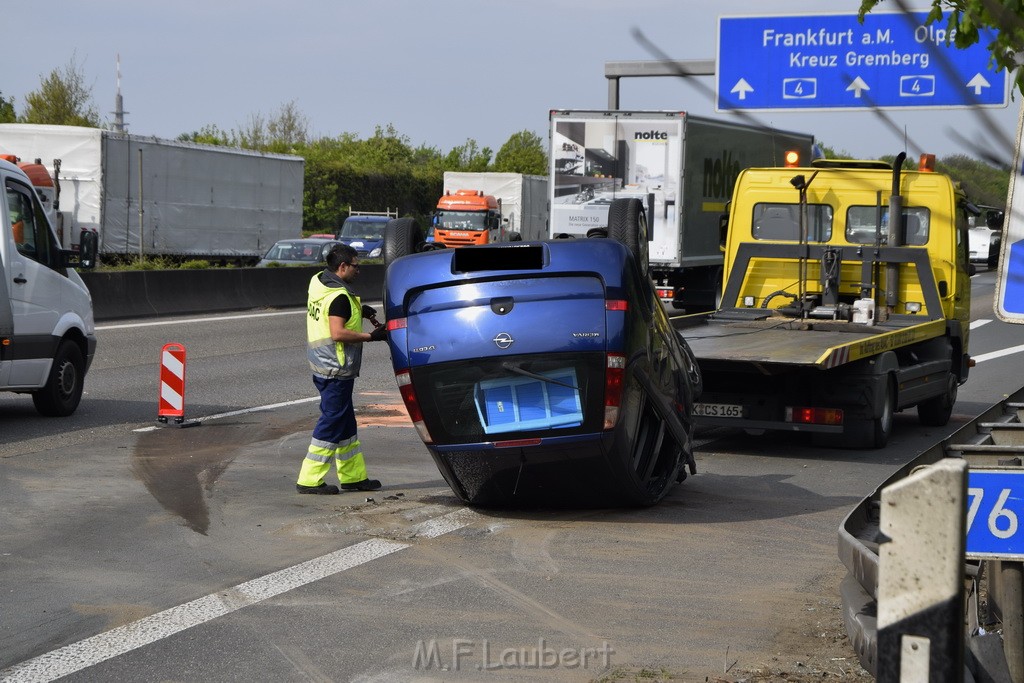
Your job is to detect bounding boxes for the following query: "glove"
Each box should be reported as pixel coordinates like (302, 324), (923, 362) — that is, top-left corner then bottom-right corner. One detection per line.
(361, 304), (378, 319)
(369, 326), (388, 342)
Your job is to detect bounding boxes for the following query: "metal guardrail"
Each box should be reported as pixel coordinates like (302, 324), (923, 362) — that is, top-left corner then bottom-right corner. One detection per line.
(839, 386), (1024, 680)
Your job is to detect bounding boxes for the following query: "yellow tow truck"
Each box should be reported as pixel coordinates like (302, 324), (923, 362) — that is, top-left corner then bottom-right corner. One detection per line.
(674, 152), (974, 447)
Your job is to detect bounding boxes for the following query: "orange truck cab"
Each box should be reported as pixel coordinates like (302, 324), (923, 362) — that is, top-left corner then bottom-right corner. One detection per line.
(432, 189), (503, 247)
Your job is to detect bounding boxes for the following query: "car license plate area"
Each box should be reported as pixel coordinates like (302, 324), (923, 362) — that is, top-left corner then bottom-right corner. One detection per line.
(694, 403), (744, 418)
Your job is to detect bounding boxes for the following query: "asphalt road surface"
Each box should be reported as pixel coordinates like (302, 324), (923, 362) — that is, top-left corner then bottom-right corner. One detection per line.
(0, 268), (1021, 682)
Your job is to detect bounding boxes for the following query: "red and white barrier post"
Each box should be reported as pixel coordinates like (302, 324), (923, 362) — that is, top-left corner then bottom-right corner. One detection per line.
(158, 342), (195, 426)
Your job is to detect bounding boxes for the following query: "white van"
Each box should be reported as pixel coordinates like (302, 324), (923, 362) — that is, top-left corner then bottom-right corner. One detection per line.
(0, 158), (97, 416)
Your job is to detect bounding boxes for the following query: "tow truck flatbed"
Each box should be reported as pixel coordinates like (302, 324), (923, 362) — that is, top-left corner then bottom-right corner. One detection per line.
(678, 311), (947, 369)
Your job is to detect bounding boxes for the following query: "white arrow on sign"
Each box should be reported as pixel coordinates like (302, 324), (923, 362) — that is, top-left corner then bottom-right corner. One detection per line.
(846, 76), (870, 98)
(967, 73), (992, 95)
(731, 78), (754, 100)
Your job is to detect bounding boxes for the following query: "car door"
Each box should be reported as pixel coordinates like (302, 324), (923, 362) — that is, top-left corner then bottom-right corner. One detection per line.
(5, 177), (64, 387)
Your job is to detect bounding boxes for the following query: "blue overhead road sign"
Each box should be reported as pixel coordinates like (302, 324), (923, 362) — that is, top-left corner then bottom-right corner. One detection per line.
(717, 11), (1008, 112)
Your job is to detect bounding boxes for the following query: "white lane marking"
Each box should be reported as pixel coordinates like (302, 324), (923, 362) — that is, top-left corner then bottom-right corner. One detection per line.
(973, 343), (1024, 364)
(971, 319), (992, 330)
(96, 302), (384, 331)
(97, 309), (303, 330)
(0, 508), (475, 682)
(132, 396), (321, 432)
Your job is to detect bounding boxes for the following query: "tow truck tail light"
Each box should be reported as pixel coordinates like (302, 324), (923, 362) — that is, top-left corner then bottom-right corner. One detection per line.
(387, 318), (407, 331)
(396, 370), (432, 443)
(604, 353), (626, 429)
(784, 150), (801, 167)
(785, 406), (844, 426)
(655, 287), (674, 301)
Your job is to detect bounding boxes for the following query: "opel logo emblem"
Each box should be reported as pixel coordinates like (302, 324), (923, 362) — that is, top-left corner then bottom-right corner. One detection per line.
(493, 332), (514, 350)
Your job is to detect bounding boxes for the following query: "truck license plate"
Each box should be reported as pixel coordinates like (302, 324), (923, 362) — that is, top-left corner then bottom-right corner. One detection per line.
(694, 403), (744, 418)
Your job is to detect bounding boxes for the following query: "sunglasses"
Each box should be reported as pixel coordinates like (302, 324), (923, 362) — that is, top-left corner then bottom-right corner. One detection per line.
(342, 261), (361, 270)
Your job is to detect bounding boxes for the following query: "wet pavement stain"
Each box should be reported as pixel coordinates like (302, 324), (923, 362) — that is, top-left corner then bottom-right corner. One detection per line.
(132, 417), (310, 535)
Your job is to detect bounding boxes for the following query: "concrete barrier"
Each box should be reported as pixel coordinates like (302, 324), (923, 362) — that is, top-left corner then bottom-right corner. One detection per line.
(81, 265), (386, 322)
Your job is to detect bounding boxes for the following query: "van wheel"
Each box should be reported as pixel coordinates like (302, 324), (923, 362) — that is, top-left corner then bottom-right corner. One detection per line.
(608, 198), (649, 277)
(33, 341), (85, 417)
(383, 218), (423, 266)
(918, 373), (957, 426)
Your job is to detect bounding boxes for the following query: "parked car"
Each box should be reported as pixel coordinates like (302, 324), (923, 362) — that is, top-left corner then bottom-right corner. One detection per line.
(380, 200), (702, 507)
(968, 207), (1004, 270)
(256, 237), (339, 267)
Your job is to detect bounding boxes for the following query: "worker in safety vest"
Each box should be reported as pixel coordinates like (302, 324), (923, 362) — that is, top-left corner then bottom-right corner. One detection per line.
(296, 243), (388, 494)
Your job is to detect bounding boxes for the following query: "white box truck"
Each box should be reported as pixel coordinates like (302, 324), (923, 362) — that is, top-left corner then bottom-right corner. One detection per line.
(549, 110), (814, 310)
(0, 156), (98, 416)
(0, 124), (304, 264)
(440, 171), (548, 242)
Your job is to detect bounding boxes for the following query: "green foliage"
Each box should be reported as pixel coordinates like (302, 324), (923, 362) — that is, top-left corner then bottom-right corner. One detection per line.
(177, 124), (236, 146)
(493, 130), (548, 174)
(0, 92), (16, 123)
(859, 1), (1024, 93)
(815, 141), (855, 159)
(936, 153), (1010, 207)
(20, 54), (101, 127)
(179, 259), (212, 269)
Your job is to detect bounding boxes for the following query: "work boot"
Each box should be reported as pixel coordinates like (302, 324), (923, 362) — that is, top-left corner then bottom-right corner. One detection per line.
(296, 483), (340, 495)
(340, 478), (382, 492)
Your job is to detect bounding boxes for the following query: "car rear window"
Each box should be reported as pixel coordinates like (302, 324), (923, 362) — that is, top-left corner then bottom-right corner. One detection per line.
(411, 352), (606, 444)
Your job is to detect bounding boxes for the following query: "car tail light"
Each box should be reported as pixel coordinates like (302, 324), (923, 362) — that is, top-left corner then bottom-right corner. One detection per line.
(396, 370), (432, 443)
(785, 406), (843, 426)
(387, 318), (407, 331)
(604, 353), (626, 429)
(606, 300), (628, 311)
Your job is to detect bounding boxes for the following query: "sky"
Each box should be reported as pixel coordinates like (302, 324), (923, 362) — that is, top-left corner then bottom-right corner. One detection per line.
(4, 0), (1020, 167)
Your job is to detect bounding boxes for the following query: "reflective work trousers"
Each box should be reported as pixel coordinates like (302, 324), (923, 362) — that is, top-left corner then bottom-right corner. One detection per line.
(296, 375), (368, 486)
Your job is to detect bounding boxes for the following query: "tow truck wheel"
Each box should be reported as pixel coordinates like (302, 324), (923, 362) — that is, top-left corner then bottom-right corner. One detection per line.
(608, 198), (649, 277)
(843, 376), (894, 449)
(383, 218), (424, 266)
(864, 376), (895, 448)
(917, 373), (957, 426)
(32, 340), (85, 417)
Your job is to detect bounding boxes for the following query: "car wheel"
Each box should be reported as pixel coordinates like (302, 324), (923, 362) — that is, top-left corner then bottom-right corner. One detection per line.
(32, 341), (85, 417)
(383, 218), (424, 266)
(618, 398), (682, 505)
(918, 372), (957, 426)
(608, 198), (649, 277)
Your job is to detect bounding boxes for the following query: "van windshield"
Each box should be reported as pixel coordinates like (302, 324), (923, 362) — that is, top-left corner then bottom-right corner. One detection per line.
(339, 220), (386, 240)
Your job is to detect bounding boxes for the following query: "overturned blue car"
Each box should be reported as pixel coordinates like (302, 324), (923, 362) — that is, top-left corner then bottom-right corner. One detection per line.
(381, 199), (701, 506)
